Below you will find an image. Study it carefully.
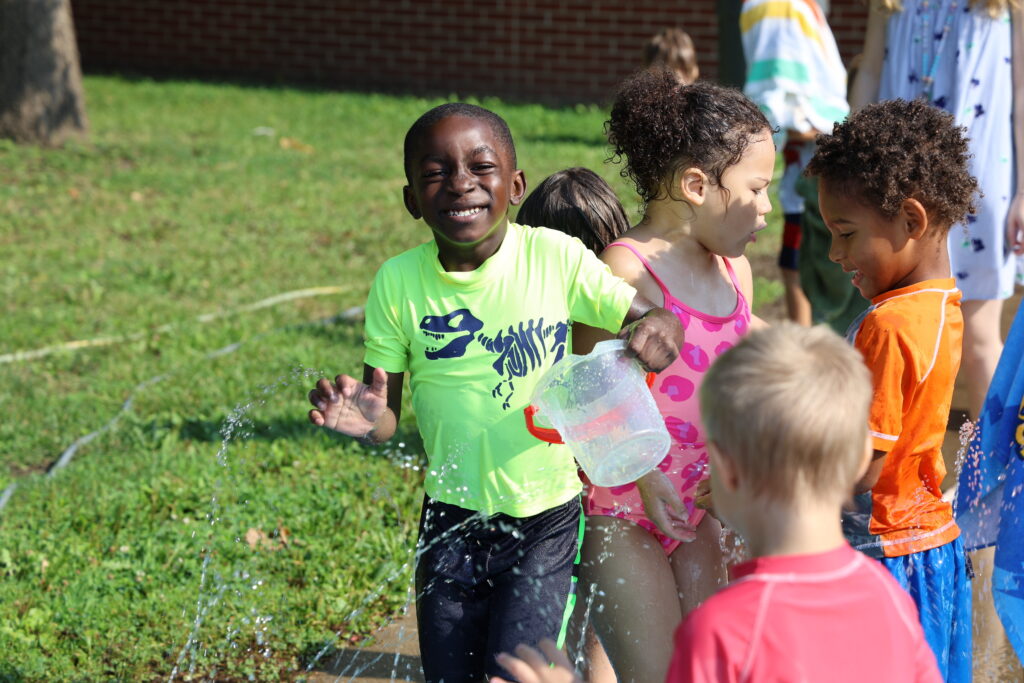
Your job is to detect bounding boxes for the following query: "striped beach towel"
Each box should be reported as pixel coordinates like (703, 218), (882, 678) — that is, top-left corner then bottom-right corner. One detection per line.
(740, 0), (849, 146)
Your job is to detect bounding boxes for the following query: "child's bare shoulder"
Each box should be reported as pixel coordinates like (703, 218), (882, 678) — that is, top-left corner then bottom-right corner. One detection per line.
(600, 236), (649, 283)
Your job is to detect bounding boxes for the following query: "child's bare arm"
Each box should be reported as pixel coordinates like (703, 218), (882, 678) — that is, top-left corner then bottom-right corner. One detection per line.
(573, 295), (683, 374)
(849, 5), (887, 111)
(619, 294), (684, 372)
(594, 241), (683, 370)
(491, 640), (583, 683)
(853, 449), (887, 495)
(308, 365), (404, 444)
(1008, 2), (1024, 255)
(636, 469), (696, 541)
(571, 321), (613, 356)
(694, 477), (716, 518)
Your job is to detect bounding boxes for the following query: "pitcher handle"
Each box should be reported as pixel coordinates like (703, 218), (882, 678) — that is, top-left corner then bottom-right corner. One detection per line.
(524, 405), (564, 444)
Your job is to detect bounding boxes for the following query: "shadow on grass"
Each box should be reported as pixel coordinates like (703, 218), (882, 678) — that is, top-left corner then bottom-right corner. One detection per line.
(172, 416), (425, 453)
(177, 416), (333, 442)
(0, 669), (25, 683)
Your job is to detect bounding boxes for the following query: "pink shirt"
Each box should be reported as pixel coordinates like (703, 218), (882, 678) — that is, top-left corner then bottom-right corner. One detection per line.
(666, 543), (941, 683)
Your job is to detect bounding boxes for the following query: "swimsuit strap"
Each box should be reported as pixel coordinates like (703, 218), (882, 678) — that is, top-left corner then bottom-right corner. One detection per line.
(607, 241), (745, 312)
(605, 241), (672, 304)
(722, 255), (743, 295)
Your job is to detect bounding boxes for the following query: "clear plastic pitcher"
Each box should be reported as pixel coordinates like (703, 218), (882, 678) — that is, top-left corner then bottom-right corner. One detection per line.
(524, 339), (671, 487)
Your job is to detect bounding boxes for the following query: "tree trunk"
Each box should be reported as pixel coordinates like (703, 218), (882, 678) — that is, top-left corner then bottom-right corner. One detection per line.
(0, 0), (88, 146)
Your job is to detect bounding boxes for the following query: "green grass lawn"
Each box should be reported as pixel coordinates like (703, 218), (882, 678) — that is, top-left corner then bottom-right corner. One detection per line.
(0, 75), (785, 680)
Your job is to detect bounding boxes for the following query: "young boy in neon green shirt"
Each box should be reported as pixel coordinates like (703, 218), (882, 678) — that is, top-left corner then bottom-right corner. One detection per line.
(307, 102), (682, 682)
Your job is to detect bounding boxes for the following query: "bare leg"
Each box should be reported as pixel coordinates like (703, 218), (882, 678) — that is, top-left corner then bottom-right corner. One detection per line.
(567, 577), (617, 682)
(669, 513), (728, 615)
(581, 622), (616, 683)
(960, 298), (1004, 418)
(781, 267), (812, 327)
(582, 516), (682, 683)
(970, 546), (1024, 681)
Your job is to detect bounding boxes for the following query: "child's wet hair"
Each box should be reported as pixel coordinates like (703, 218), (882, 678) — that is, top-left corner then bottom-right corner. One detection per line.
(403, 102), (517, 180)
(806, 98), (979, 231)
(700, 323), (872, 502)
(606, 69), (771, 205)
(516, 167), (630, 253)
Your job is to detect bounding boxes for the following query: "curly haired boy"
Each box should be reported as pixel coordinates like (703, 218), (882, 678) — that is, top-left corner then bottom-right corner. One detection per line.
(806, 97), (979, 682)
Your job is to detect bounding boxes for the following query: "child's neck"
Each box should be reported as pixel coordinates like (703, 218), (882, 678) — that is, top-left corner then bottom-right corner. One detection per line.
(886, 231), (952, 294)
(434, 220), (509, 272)
(735, 494), (847, 559)
(636, 200), (716, 263)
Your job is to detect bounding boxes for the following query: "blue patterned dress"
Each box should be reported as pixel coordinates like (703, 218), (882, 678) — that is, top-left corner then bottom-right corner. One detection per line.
(880, 1), (1020, 300)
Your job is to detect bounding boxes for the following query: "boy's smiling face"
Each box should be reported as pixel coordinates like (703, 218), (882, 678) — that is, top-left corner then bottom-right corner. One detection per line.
(403, 115), (526, 265)
(818, 182), (929, 300)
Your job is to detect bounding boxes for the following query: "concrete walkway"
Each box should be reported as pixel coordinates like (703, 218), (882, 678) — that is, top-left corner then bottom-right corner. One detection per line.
(303, 604), (424, 683)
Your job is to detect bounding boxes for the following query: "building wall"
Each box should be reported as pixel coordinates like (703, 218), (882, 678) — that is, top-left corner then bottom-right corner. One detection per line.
(70, 0), (868, 104)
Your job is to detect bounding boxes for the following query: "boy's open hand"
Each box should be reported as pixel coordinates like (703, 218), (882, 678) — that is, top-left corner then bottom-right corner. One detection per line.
(308, 367), (388, 438)
(636, 469), (695, 541)
(491, 639), (582, 683)
(619, 307), (683, 373)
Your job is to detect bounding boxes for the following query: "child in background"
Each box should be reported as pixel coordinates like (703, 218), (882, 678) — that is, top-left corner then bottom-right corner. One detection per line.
(792, 52), (867, 335)
(493, 324), (943, 683)
(643, 28), (700, 85)
(517, 167), (630, 253)
(807, 98), (977, 681)
(516, 166), (629, 683)
(739, 0), (851, 327)
(306, 102), (683, 682)
(573, 70), (772, 682)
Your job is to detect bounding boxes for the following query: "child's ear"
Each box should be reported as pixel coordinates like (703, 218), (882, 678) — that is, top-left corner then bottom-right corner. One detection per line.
(901, 198), (929, 239)
(708, 441), (741, 493)
(403, 185), (422, 220)
(677, 167), (708, 206)
(854, 433), (874, 482)
(508, 169), (527, 207)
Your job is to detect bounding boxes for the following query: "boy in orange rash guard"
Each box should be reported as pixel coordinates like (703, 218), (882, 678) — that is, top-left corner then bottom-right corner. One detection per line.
(806, 98), (977, 682)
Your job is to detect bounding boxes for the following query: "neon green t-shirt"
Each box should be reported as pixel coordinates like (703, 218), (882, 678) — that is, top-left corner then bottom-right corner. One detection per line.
(363, 223), (636, 517)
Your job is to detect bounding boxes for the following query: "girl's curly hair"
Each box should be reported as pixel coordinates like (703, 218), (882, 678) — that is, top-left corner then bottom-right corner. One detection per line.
(806, 98), (979, 231)
(606, 69), (772, 205)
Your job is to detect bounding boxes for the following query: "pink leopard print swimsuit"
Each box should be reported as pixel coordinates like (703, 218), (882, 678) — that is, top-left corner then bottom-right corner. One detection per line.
(583, 242), (751, 555)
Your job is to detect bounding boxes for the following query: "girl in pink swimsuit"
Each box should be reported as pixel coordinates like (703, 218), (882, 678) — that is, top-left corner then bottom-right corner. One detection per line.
(583, 241), (750, 554)
(573, 71), (774, 682)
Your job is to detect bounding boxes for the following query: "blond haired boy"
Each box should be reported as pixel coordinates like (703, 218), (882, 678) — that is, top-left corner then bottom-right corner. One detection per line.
(493, 324), (941, 683)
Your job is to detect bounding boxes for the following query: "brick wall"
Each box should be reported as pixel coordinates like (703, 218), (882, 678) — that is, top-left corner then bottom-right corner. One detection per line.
(70, 0), (868, 104)
(827, 0), (870, 69)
